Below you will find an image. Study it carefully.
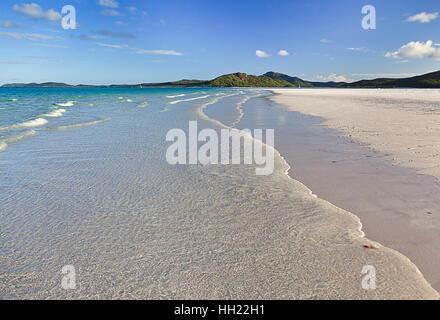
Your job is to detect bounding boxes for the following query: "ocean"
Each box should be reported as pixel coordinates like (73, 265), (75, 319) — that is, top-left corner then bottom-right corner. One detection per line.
(0, 87), (437, 299)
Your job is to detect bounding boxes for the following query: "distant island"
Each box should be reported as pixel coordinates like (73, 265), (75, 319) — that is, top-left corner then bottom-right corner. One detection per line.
(2, 70), (440, 88)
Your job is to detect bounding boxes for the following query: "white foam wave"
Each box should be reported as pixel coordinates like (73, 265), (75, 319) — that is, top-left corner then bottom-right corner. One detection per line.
(21, 118), (48, 127)
(169, 95), (210, 105)
(136, 102), (149, 108)
(0, 118), (48, 132)
(166, 94), (185, 98)
(45, 109), (66, 118)
(5, 130), (36, 143)
(230, 96), (251, 128)
(50, 118), (110, 130)
(126, 99), (133, 102)
(0, 130), (37, 152)
(56, 101), (74, 107)
(9, 98), (18, 102)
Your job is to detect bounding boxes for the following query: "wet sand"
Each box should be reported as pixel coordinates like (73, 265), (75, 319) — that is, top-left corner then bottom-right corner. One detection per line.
(265, 89), (440, 292)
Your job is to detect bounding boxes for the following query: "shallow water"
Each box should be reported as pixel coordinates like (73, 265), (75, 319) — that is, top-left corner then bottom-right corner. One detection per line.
(214, 93), (440, 292)
(0, 88), (437, 299)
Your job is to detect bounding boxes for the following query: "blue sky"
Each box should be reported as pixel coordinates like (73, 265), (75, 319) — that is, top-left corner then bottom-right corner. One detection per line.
(0, 0), (439, 84)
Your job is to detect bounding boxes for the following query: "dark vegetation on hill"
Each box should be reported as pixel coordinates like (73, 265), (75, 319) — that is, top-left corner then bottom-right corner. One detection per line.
(3, 71), (440, 88)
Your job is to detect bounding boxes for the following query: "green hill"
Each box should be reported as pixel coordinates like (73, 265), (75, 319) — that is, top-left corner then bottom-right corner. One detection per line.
(3, 70), (440, 88)
(340, 70), (440, 88)
(263, 72), (314, 87)
(210, 72), (293, 87)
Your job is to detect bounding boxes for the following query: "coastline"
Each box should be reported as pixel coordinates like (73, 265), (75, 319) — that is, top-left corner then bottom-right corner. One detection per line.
(267, 88), (440, 292)
(1, 87), (439, 299)
(199, 91), (440, 299)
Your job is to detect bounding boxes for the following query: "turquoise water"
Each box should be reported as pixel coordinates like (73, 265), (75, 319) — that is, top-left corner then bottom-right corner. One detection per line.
(0, 87), (227, 153)
(0, 87), (437, 299)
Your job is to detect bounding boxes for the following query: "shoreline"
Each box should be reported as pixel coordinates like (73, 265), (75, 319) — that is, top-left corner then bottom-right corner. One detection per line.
(199, 91), (440, 298)
(267, 88), (440, 292)
(1, 88), (439, 299)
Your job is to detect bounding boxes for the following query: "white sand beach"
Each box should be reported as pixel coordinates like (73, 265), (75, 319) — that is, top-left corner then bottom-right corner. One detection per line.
(270, 89), (440, 180)
(270, 88), (440, 292)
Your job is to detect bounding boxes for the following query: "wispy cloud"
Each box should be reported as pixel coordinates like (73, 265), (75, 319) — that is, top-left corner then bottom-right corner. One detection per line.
(1, 21), (21, 28)
(96, 30), (135, 39)
(13, 3), (61, 21)
(351, 72), (418, 79)
(32, 43), (68, 49)
(346, 47), (362, 51)
(316, 74), (348, 82)
(99, 0), (119, 8)
(20, 55), (62, 60)
(320, 39), (332, 43)
(278, 50), (289, 56)
(255, 50), (270, 58)
(135, 49), (183, 56)
(18, 55), (64, 62)
(101, 9), (123, 16)
(406, 12), (438, 23)
(0, 31), (63, 41)
(96, 42), (128, 49)
(385, 40), (440, 60)
(78, 34), (106, 41)
(0, 60), (39, 65)
(126, 6), (138, 14)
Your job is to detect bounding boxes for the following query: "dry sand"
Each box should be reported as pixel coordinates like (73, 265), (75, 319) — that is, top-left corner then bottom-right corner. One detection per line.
(269, 88), (440, 292)
(270, 89), (440, 180)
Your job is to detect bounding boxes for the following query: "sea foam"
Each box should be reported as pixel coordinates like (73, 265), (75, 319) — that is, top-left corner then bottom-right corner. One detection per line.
(169, 95), (210, 105)
(50, 118), (110, 130)
(0, 130), (36, 152)
(0, 142), (7, 152)
(166, 94), (185, 98)
(56, 101), (74, 107)
(0, 118), (48, 132)
(20, 118), (48, 127)
(45, 109), (66, 117)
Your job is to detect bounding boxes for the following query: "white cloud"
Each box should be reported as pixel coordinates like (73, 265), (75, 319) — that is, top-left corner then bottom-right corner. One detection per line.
(126, 6), (138, 14)
(256, 50), (270, 58)
(1, 21), (21, 28)
(13, 3), (61, 21)
(278, 50), (289, 56)
(115, 21), (126, 25)
(346, 47), (361, 51)
(32, 43), (68, 48)
(320, 39), (332, 43)
(385, 40), (440, 60)
(0, 60), (39, 65)
(99, 0), (119, 8)
(316, 74), (347, 82)
(101, 9), (122, 16)
(351, 72), (418, 79)
(135, 49), (183, 56)
(406, 12), (438, 23)
(0, 31), (63, 41)
(96, 42), (127, 49)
